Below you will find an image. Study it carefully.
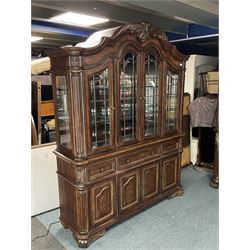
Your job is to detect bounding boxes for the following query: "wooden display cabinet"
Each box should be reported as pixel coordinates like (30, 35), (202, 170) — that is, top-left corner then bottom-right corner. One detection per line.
(49, 22), (189, 247)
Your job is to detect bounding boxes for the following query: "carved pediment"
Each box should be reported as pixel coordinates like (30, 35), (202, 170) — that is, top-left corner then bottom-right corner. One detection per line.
(113, 22), (168, 42)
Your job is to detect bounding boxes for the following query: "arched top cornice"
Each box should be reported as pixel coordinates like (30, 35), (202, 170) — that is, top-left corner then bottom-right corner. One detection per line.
(48, 22), (189, 64)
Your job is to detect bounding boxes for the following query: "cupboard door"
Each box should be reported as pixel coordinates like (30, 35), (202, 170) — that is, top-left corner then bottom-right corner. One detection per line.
(86, 63), (115, 153)
(142, 53), (161, 139)
(141, 163), (159, 202)
(90, 178), (116, 228)
(118, 52), (139, 145)
(118, 170), (140, 213)
(161, 156), (178, 192)
(164, 71), (180, 134)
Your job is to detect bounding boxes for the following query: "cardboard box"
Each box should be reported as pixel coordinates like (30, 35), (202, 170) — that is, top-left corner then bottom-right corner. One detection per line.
(206, 71), (219, 94)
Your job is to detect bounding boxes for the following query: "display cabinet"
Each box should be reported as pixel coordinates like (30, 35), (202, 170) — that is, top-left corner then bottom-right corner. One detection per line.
(49, 22), (189, 248)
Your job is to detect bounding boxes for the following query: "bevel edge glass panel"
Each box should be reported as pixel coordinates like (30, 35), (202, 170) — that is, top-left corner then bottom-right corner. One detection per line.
(56, 76), (71, 149)
(89, 68), (111, 149)
(120, 52), (137, 142)
(165, 71), (179, 133)
(144, 54), (159, 136)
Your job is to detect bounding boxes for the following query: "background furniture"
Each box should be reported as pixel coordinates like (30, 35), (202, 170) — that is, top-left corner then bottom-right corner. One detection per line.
(49, 22), (189, 247)
(31, 75), (56, 144)
(181, 93), (191, 167)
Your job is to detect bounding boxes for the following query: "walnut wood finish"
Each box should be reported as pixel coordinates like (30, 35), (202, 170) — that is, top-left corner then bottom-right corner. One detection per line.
(49, 22), (189, 248)
(210, 128), (219, 188)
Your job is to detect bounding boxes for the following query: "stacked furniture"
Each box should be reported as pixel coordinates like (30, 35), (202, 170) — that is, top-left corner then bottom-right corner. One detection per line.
(49, 22), (189, 247)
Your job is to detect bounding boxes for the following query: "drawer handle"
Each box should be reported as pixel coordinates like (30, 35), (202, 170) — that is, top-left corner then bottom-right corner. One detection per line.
(126, 159), (131, 163)
(100, 167), (104, 172)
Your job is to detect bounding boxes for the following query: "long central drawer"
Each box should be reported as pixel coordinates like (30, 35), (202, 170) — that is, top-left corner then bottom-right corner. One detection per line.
(117, 146), (160, 170)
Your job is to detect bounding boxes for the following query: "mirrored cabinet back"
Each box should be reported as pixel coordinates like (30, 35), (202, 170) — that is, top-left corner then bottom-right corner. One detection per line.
(48, 22), (189, 248)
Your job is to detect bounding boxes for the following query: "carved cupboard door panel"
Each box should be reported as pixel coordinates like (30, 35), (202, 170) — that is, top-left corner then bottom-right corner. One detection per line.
(118, 170), (140, 213)
(141, 162), (159, 202)
(161, 156), (178, 192)
(90, 178), (116, 228)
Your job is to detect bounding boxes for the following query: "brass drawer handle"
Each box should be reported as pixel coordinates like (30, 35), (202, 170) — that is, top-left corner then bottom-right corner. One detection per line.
(100, 167), (104, 172)
(126, 159), (131, 164)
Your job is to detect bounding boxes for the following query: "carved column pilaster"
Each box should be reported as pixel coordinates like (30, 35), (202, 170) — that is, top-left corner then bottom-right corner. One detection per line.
(75, 166), (89, 233)
(69, 56), (85, 159)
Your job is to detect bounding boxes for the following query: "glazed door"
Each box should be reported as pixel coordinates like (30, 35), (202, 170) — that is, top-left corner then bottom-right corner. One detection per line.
(161, 156), (178, 193)
(141, 52), (161, 140)
(117, 51), (140, 146)
(54, 74), (72, 153)
(90, 178), (116, 228)
(85, 62), (115, 154)
(141, 162), (159, 202)
(118, 169), (140, 213)
(163, 69), (180, 135)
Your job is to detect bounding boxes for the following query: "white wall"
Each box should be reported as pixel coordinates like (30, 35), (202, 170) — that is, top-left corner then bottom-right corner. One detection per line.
(31, 143), (59, 216)
(184, 55), (218, 164)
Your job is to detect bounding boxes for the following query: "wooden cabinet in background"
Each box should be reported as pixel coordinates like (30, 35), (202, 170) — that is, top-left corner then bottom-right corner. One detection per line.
(181, 93), (191, 167)
(49, 22), (189, 247)
(31, 76), (56, 144)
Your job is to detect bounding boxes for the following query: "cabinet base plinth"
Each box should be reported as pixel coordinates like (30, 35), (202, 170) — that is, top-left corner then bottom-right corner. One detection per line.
(210, 177), (219, 189)
(167, 186), (184, 199)
(60, 217), (68, 229)
(74, 230), (106, 248)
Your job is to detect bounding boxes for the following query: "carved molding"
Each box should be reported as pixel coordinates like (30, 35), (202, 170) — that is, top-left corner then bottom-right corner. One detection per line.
(74, 230), (106, 248)
(75, 167), (86, 186)
(70, 56), (81, 67)
(113, 22), (168, 42)
(70, 69), (85, 158)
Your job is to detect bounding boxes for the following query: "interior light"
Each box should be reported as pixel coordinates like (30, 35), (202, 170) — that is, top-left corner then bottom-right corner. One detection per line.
(50, 12), (109, 27)
(31, 36), (43, 42)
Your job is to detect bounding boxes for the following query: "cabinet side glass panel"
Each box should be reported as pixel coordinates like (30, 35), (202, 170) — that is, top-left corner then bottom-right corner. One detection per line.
(89, 68), (111, 148)
(144, 54), (159, 136)
(56, 76), (71, 149)
(165, 72), (178, 133)
(120, 53), (137, 141)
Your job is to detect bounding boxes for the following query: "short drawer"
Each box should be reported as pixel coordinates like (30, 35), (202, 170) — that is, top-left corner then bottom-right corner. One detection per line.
(118, 147), (160, 169)
(87, 159), (116, 181)
(162, 140), (179, 155)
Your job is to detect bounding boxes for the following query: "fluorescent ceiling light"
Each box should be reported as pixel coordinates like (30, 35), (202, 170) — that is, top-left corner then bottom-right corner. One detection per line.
(50, 12), (109, 27)
(31, 36), (43, 42)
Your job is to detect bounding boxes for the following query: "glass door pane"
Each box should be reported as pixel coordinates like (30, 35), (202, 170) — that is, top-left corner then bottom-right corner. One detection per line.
(55, 76), (71, 149)
(165, 71), (179, 133)
(120, 53), (137, 141)
(144, 54), (159, 136)
(89, 68), (111, 148)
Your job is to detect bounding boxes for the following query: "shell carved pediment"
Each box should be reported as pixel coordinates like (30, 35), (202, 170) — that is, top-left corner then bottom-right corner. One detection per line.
(113, 22), (168, 42)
